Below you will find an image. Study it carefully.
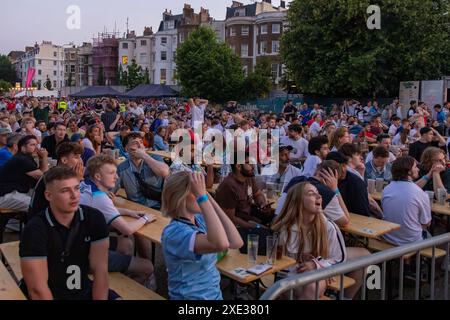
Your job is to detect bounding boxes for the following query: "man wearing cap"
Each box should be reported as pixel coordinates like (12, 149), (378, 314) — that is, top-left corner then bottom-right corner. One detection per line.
(408, 127), (446, 162)
(0, 135), (48, 211)
(261, 144), (303, 191)
(0, 133), (22, 168)
(71, 133), (95, 166)
(0, 127), (11, 149)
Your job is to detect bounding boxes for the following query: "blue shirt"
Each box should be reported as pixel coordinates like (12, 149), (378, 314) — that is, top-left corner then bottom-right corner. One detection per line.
(113, 135), (129, 158)
(0, 147), (12, 167)
(162, 214), (222, 300)
(364, 161), (392, 182)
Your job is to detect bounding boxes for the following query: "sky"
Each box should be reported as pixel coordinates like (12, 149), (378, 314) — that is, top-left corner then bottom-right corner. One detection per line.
(0, 0), (292, 55)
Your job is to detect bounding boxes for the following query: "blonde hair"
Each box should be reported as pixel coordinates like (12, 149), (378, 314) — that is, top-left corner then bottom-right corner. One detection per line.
(271, 182), (329, 261)
(330, 127), (348, 150)
(161, 171), (191, 219)
(21, 117), (36, 128)
(420, 147), (445, 172)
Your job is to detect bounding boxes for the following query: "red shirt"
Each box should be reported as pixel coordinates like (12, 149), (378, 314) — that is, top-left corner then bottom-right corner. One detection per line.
(6, 102), (16, 111)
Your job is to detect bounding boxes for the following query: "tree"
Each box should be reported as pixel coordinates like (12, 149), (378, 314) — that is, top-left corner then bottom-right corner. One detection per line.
(175, 26), (244, 102)
(242, 56), (273, 100)
(125, 59), (145, 89)
(44, 76), (52, 90)
(282, 0), (450, 97)
(0, 79), (11, 95)
(0, 55), (17, 84)
(97, 65), (105, 86)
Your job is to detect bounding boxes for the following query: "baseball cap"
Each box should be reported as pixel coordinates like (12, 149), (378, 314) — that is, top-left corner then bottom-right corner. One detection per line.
(70, 133), (83, 142)
(0, 127), (12, 135)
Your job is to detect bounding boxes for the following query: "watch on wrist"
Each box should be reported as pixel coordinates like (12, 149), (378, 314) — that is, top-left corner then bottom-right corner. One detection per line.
(141, 215), (149, 224)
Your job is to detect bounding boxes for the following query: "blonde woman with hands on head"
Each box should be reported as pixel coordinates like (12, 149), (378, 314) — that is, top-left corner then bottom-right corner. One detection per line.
(161, 172), (243, 300)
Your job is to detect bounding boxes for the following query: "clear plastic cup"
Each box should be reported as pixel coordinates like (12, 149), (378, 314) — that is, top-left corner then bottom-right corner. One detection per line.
(367, 179), (376, 194)
(247, 234), (259, 265)
(266, 236), (277, 265)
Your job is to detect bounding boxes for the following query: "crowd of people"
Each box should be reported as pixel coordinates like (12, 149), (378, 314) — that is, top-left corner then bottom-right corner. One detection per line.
(0, 95), (449, 300)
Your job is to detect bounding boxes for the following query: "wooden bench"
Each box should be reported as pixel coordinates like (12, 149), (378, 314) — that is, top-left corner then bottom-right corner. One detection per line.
(0, 260), (26, 300)
(368, 239), (446, 259)
(0, 208), (23, 244)
(0, 241), (165, 300)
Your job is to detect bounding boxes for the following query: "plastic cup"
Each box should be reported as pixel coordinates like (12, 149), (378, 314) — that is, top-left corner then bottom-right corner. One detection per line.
(375, 178), (384, 193)
(437, 188), (447, 206)
(367, 179), (376, 194)
(426, 191), (435, 206)
(266, 236), (278, 265)
(247, 234), (259, 265)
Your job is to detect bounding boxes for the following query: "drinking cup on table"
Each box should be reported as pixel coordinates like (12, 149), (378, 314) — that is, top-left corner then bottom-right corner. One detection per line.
(375, 178), (384, 193)
(247, 234), (259, 265)
(437, 188), (447, 206)
(367, 179), (376, 194)
(426, 191), (435, 206)
(266, 236), (278, 265)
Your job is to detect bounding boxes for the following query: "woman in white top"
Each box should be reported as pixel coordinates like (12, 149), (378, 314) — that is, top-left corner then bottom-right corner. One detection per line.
(20, 117), (42, 143)
(272, 182), (347, 299)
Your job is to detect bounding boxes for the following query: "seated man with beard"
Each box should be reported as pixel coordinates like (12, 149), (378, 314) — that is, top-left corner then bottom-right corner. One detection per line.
(216, 155), (272, 229)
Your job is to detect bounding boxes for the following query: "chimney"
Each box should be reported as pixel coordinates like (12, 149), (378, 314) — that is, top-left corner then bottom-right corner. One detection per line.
(143, 26), (153, 36)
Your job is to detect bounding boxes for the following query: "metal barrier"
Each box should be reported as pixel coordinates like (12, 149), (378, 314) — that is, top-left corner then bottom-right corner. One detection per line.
(260, 233), (450, 300)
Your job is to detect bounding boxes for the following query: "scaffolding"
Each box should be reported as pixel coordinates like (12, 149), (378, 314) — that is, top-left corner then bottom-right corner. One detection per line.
(92, 31), (120, 85)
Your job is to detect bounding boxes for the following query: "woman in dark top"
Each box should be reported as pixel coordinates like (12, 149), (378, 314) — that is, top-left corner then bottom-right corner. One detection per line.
(418, 146), (450, 193)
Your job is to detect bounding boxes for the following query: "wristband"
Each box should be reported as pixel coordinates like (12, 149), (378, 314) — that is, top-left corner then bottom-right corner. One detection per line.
(422, 175), (431, 182)
(196, 194), (209, 205)
(334, 188), (340, 195)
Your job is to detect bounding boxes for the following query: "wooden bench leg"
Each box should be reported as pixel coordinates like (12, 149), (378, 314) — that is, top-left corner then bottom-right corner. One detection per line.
(0, 215), (10, 244)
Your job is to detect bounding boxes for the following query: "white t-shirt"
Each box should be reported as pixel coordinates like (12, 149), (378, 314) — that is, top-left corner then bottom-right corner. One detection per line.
(130, 106), (144, 117)
(191, 103), (206, 127)
(261, 164), (303, 192)
(388, 124), (398, 136)
(280, 136), (309, 160)
(301, 155), (321, 177)
(309, 122), (322, 137)
(382, 181), (431, 246)
(365, 151), (396, 164)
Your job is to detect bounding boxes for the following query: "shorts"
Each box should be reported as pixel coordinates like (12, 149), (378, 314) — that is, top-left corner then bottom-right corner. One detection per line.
(108, 250), (132, 273)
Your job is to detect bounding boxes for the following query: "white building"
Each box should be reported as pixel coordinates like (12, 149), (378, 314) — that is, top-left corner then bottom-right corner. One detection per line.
(19, 41), (65, 90)
(153, 10), (180, 85)
(118, 27), (154, 82)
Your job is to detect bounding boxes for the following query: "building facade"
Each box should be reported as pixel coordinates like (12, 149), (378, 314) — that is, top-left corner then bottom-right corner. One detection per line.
(118, 27), (154, 83)
(225, 0), (287, 85)
(76, 42), (93, 87)
(17, 41), (65, 90)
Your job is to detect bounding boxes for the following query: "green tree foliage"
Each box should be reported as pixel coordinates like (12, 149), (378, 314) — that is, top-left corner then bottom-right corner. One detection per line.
(119, 61), (148, 89)
(282, 0), (450, 97)
(175, 26), (244, 102)
(242, 56), (273, 100)
(0, 55), (18, 84)
(97, 65), (105, 86)
(0, 79), (11, 94)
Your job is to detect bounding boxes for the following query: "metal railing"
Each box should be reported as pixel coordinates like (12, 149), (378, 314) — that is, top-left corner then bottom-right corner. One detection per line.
(260, 233), (450, 300)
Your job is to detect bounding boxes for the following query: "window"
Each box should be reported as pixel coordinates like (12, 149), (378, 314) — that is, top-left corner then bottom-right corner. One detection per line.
(230, 27), (236, 36)
(70, 65), (75, 73)
(61, 71), (63, 76)
(134, 42), (136, 49)
(53, 52), (57, 57)
(161, 51), (167, 61)
(272, 24), (281, 34)
(53, 70), (57, 76)
(260, 41), (267, 54)
(70, 53), (76, 60)
(261, 24), (268, 35)
(160, 69), (166, 84)
(161, 37), (167, 45)
(235, 9), (245, 17)
(53, 61), (57, 66)
(38, 59), (42, 65)
(241, 44), (248, 57)
(38, 69), (42, 75)
(140, 53), (147, 64)
(241, 25), (249, 36)
(122, 43), (128, 49)
(272, 40), (280, 53)
(53, 80), (57, 87)
(271, 63), (278, 80)
(230, 45), (236, 54)
(141, 40), (147, 46)
(180, 33), (185, 43)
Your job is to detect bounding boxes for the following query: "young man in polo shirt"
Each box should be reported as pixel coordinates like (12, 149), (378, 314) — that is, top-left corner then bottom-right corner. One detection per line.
(20, 167), (119, 300)
(80, 155), (155, 286)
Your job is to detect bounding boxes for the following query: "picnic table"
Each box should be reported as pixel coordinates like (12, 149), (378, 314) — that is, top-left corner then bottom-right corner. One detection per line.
(216, 249), (296, 298)
(0, 261), (26, 300)
(341, 213), (401, 240)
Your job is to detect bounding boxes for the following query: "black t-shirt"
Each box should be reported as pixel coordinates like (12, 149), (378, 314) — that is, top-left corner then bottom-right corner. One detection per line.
(408, 140), (439, 162)
(41, 135), (70, 159)
(101, 111), (118, 132)
(339, 171), (370, 217)
(19, 205), (109, 300)
(0, 153), (38, 196)
(29, 177), (46, 219)
(284, 176), (334, 209)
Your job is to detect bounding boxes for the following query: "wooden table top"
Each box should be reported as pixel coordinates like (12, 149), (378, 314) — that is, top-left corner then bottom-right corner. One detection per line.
(370, 191), (450, 216)
(0, 261), (26, 300)
(216, 249), (296, 284)
(340, 213), (401, 239)
(113, 197), (170, 245)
